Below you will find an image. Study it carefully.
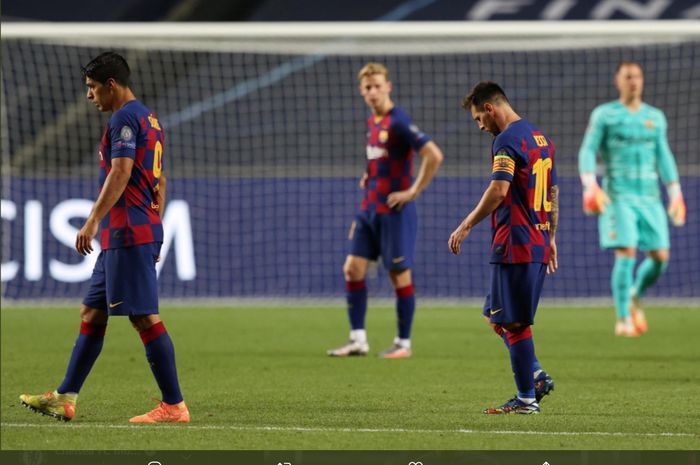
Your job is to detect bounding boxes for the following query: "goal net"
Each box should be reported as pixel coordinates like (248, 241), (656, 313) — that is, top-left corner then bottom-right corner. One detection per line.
(2, 22), (699, 302)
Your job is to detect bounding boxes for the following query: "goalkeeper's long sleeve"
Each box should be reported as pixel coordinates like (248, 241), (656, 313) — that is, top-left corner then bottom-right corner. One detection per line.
(655, 112), (680, 185)
(578, 106), (605, 176)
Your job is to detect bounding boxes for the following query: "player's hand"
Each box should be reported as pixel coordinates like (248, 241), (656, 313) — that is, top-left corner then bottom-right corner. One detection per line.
(667, 192), (686, 227)
(582, 183), (609, 215)
(359, 173), (368, 189)
(547, 237), (558, 275)
(75, 218), (99, 255)
(448, 222), (471, 255)
(387, 189), (417, 210)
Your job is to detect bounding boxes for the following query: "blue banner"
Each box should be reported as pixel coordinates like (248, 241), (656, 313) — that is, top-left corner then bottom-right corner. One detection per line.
(2, 177), (698, 299)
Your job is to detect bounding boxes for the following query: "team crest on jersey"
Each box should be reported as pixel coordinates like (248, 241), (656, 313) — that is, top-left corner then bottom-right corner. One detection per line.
(120, 126), (133, 141)
(379, 130), (389, 143)
(645, 119), (654, 129)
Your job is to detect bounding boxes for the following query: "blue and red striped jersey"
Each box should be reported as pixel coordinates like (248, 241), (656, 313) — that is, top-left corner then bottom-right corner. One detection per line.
(489, 119), (557, 264)
(362, 106), (430, 214)
(97, 99), (164, 249)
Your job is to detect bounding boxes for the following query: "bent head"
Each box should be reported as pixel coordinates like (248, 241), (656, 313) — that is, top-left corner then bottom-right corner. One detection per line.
(82, 52), (131, 112)
(615, 61), (644, 102)
(462, 81), (511, 136)
(358, 62), (393, 114)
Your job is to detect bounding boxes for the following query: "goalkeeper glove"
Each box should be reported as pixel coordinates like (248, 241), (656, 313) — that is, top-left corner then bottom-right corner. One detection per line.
(666, 183), (686, 227)
(581, 173), (609, 215)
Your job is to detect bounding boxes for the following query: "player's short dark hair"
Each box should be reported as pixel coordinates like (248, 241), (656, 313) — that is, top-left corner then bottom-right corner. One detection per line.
(461, 81), (510, 111)
(615, 61), (643, 74)
(82, 52), (131, 87)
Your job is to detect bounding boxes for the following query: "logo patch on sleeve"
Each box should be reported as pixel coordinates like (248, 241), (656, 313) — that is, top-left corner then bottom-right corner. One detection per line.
(120, 126), (133, 141)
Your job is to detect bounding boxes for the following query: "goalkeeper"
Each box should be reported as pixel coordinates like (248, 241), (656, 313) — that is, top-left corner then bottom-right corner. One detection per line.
(578, 61), (686, 337)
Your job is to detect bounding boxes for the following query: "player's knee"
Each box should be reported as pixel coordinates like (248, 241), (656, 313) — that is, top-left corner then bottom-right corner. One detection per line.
(501, 322), (523, 331)
(343, 261), (364, 282)
(649, 249), (670, 263)
(504, 325), (532, 345)
(129, 314), (161, 332)
(490, 322), (505, 337)
(80, 305), (108, 325)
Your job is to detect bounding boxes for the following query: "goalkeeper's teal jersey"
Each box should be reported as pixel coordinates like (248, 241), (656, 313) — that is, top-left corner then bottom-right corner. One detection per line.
(578, 100), (679, 202)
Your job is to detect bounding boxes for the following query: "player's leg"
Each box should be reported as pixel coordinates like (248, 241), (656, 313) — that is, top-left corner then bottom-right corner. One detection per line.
(344, 254), (371, 339)
(630, 249), (668, 334)
(20, 252), (110, 421)
(56, 305), (108, 395)
(483, 314), (553, 402)
(378, 205), (416, 359)
(600, 202), (640, 336)
(327, 254), (372, 356)
(328, 214), (376, 356)
(109, 243), (188, 423)
(483, 263), (545, 414)
(378, 267), (414, 358)
(612, 248), (639, 336)
(128, 313), (189, 423)
(630, 202), (672, 333)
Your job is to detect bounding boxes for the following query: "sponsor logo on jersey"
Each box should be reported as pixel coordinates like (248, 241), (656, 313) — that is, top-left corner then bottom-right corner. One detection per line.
(366, 145), (388, 160)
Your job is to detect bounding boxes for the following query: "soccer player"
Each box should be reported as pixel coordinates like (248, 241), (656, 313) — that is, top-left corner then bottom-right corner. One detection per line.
(449, 81), (558, 414)
(19, 52), (189, 423)
(327, 62), (444, 358)
(578, 61), (686, 337)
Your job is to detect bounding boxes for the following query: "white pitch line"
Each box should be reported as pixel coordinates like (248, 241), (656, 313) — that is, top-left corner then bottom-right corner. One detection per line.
(1, 422), (696, 438)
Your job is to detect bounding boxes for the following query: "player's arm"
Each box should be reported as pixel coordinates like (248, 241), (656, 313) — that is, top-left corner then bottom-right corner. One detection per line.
(448, 180), (510, 255)
(387, 141), (444, 209)
(656, 113), (685, 226)
(578, 107), (609, 215)
(547, 184), (559, 274)
(359, 171), (368, 189)
(157, 173), (167, 218)
(76, 157), (133, 255)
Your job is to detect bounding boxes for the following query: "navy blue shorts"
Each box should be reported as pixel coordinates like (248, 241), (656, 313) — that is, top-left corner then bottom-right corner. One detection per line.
(82, 242), (162, 316)
(482, 263), (546, 326)
(348, 204), (417, 271)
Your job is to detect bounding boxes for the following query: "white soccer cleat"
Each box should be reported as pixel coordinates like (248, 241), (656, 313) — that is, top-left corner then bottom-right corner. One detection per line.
(327, 340), (369, 357)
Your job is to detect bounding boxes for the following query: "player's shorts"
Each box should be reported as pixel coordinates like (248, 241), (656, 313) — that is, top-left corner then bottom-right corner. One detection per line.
(598, 200), (669, 251)
(482, 263), (547, 326)
(82, 242), (162, 316)
(348, 204), (417, 271)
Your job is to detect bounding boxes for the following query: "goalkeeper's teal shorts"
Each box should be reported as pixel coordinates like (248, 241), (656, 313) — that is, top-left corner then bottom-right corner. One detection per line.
(598, 200), (669, 251)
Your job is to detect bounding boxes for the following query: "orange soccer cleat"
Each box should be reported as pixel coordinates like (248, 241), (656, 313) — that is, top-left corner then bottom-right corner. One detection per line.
(129, 400), (190, 424)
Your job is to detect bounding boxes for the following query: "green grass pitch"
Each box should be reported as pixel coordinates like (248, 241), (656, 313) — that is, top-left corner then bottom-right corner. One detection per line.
(2, 304), (699, 450)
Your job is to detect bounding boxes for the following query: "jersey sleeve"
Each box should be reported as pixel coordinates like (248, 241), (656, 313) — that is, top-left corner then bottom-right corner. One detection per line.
(109, 110), (139, 160)
(490, 140), (516, 182)
(578, 106), (605, 175)
(393, 115), (430, 152)
(655, 111), (680, 185)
